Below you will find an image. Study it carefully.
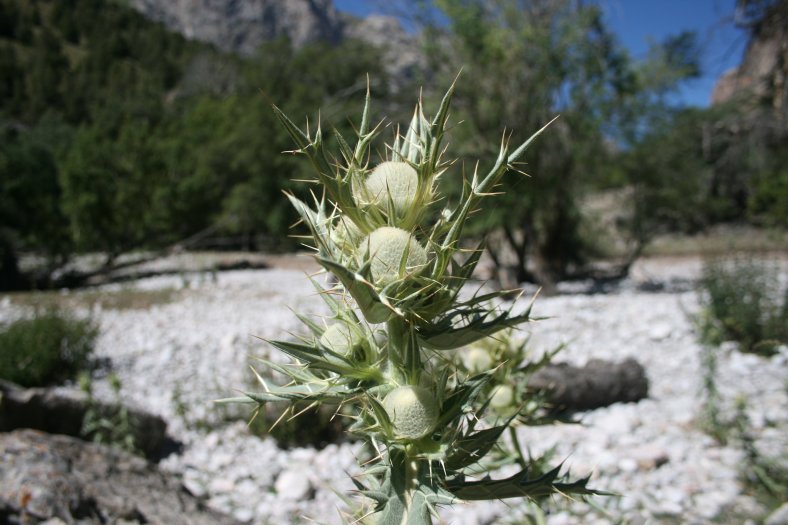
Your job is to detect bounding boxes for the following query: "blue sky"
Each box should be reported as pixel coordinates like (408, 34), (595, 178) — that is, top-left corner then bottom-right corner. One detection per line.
(334, 0), (749, 107)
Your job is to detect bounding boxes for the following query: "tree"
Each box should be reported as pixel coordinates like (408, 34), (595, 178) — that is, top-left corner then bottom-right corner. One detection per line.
(417, 0), (701, 288)
(418, 0), (634, 287)
(0, 124), (73, 288)
(627, 0), (787, 232)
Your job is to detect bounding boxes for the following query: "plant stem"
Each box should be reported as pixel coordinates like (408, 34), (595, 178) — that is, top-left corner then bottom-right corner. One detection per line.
(387, 318), (408, 384)
(509, 426), (528, 469)
(400, 447), (431, 525)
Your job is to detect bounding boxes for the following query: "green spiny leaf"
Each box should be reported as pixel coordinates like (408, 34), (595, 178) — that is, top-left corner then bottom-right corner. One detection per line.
(447, 463), (605, 501)
(444, 422), (512, 471)
(435, 373), (492, 429)
(318, 257), (393, 324)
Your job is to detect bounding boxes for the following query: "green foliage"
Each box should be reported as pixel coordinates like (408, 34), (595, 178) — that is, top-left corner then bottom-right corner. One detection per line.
(625, 109), (712, 237)
(60, 124), (158, 254)
(698, 342), (727, 443)
(421, 0), (701, 285)
(0, 124), (73, 259)
(748, 143), (788, 227)
(0, 310), (97, 387)
(698, 255), (787, 355)
(0, 0), (386, 285)
(247, 402), (351, 449)
(631, 101), (788, 233)
(80, 373), (139, 455)
(699, 352), (787, 516)
(730, 397), (788, 514)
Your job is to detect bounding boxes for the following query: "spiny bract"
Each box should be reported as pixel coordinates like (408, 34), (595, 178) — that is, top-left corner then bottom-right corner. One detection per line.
(331, 218), (363, 253)
(382, 385), (439, 440)
(362, 227), (428, 285)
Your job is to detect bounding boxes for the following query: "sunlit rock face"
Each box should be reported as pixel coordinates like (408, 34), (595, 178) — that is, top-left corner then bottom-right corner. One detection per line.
(129, 0), (424, 89)
(711, 3), (786, 108)
(129, 0), (344, 55)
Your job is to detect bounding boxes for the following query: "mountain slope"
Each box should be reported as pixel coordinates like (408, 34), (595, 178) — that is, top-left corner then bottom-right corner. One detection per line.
(129, 0), (344, 55)
(128, 0), (424, 84)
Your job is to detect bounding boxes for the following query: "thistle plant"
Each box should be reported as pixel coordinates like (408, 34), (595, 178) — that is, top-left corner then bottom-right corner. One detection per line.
(225, 80), (599, 524)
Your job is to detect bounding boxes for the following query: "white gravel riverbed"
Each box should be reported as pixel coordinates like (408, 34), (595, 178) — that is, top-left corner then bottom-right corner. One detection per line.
(2, 256), (786, 524)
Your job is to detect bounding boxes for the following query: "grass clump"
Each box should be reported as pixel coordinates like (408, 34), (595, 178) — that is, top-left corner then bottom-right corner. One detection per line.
(0, 310), (97, 387)
(79, 373), (139, 455)
(698, 255), (787, 356)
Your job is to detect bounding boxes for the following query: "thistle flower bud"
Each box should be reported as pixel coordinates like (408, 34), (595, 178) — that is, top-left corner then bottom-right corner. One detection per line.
(362, 227), (428, 285)
(490, 385), (516, 414)
(331, 218), (363, 255)
(356, 161), (418, 216)
(462, 346), (493, 373)
(320, 323), (362, 356)
(382, 385), (438, 440)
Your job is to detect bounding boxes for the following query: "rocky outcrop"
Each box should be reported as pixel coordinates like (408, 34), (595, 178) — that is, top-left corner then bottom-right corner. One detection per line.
(343, 14), (426, 86)
(130, 0), (344, 55)
(0, 380), (173, 461)
(0, 429), (240, 525)
(128, 0), (424, 85)
(711, 1), (787, 110)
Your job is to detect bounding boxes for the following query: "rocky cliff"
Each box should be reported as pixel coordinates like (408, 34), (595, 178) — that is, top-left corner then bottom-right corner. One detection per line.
(711, 1), (787, 111)
(129, 0), (424, 82)
(130, 0), (342, 55)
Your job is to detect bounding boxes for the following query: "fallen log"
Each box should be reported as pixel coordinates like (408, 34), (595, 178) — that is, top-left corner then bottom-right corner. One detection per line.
(528, 358), (649, 413)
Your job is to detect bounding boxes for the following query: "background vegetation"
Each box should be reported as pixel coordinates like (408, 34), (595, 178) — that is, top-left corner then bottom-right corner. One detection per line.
(698, 255), (787, 355)
(0, 310), (97, 386)
(0, 0), (785, 291)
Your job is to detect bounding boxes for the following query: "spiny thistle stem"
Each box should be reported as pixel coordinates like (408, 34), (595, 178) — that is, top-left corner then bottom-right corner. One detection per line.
(220, 79), (604, 524)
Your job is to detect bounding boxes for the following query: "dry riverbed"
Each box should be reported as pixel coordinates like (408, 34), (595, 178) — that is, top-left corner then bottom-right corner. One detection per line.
(1, 254), (786, 524)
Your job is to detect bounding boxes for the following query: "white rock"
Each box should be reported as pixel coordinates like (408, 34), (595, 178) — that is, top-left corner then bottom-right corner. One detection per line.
(767, 503), (788, 525)
(7, 261), (780, 525)
(275, 468), (313, 500)
(233, 508), (254, 523)
(648, 322), (672, 341)
(182, 469), (207, 498)
(208, 477), (235, 494)
(618, 458), (638, 473)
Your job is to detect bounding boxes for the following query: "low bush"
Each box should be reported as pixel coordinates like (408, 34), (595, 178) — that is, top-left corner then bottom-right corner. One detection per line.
(0, 310), (97, 386)
(80, 373), (139, 455)
(247, 402), (351, 449)
(698, 255), (787, 356)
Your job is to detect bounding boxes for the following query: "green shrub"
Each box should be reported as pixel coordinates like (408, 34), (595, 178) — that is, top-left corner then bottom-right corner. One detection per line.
(247, 402), (351, 450)
(0, 310), (97, 386)
(698, 256), (787, 356)
(80, 373), (139, 455)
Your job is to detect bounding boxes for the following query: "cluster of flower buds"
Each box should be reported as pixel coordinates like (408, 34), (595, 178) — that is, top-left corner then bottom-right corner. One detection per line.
(223, 80), (599, 524)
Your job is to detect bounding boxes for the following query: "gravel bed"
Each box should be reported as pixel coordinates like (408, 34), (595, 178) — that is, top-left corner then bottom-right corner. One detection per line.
(1, 261), (786, 524)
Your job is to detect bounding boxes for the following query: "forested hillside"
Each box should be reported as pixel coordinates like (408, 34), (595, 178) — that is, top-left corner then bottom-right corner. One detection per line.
(0, 0), (384, 289)
(1, 0), (785, 292)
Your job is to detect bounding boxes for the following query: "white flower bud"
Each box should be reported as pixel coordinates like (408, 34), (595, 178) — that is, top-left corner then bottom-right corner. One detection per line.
(490, 385), (516, 414)
(362, 227), (428, 285)
(382, 385), (438, 440)
(356, 161), (418, 215)
(320, 323), (362, 356)
(462, 346), (493, 373)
